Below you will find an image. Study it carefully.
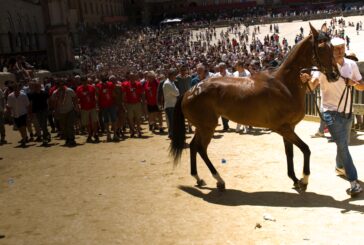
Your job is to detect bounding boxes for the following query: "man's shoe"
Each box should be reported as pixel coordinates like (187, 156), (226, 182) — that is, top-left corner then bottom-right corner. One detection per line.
(346, 182), (362, 197)
(68, 140), (77, 147)
(86, 136), (93, 143)
(20, 139), (26, 148)
(113, 135), (120, 142)
(311, 131), (325, 138)
(94, 135), (100, 143)
(335, 167), (347, 177)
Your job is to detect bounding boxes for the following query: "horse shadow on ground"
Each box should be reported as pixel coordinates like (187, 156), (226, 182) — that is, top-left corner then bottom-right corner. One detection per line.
(212, 134), (224, 139)
(245, 128), (272, 136)
(178, 185), (364, 213)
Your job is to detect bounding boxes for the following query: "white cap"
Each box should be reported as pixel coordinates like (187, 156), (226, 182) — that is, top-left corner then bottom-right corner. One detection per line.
(330, 37), (345, 46)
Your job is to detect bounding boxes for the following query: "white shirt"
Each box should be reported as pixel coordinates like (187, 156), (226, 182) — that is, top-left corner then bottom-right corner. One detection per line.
(7, 91), (30, 118)
(233, 69), (251, 78)
(213, 70), (233, 78)
(163, 78), (180, 109)
(318, 58), (362, 113)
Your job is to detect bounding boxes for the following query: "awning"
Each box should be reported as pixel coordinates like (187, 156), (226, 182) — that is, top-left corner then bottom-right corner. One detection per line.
(160, 18), (183, 24)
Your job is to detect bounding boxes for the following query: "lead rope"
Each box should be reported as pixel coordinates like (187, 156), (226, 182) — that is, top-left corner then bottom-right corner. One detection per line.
(336, 77), (353, 119)
(304, 82), (325, 121)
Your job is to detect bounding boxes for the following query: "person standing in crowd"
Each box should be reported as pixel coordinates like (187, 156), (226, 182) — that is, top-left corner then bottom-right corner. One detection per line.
(310, 67), (328, 139)
(114, 77), (126, 139)
(163, 68), (179, 139)
(233, 60), (251, 133)
(97, 76), (118, 142)
(144, 71), (163, 133)
(214, 62), (232, 131)
(28, 80), (51, 146)
(51, 78), (79, 147)
(76, 76), (99, 143)
(175, 65), (191, 96)
(300, 37), (364, 196)
(23, 80), (41, 142)
(175, 64), (193, 133)
(0, 87), (6, 144)
(122, 72), (144, 138)
(191, 63), (210, 86)
(6, 84), (30, 147)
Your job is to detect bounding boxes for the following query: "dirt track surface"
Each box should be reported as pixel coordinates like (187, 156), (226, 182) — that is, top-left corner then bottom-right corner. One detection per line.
(1, 119), (364, 245)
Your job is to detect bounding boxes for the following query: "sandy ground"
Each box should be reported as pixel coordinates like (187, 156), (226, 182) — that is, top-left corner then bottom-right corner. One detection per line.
(2, 14), (364, 245)
(1, 118), (364, 245)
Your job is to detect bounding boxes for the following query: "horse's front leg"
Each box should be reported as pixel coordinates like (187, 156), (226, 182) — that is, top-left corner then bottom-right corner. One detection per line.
(280, 128), (311, 192)
(283, 139), (300, 187)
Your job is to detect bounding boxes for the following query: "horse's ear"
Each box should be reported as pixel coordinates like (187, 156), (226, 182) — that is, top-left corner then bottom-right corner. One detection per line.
(321, 23), (328, 33)
(309, 23), (318, 39)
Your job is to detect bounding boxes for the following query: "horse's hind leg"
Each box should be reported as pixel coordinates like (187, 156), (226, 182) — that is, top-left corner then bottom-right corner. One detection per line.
(196, 128), (225, 191)
(190, 135), (206, 187)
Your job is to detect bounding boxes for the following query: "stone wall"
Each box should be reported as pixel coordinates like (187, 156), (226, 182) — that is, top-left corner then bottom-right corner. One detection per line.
(0, 0), (46, 54)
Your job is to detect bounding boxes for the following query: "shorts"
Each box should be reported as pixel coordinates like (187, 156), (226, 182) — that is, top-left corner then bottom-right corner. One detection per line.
(80, 109), (99, 126)
(101, 106), (117, 123)
(126, 103), (142, 121)
(13, 114), (27, 128)
(147, 105), (160, 113)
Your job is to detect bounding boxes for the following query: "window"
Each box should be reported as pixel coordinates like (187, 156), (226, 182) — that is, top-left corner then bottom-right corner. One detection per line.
(90, 2), (94, 14)
(83, 2), (88, 14)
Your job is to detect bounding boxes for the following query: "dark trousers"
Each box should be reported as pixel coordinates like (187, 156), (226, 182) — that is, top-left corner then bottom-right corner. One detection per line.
(222, 117), (229, 130)
(0, 113), (5, 138)
(36, 110), (49, 141)
(59, 110), (76, 141)
(165, 107), (174, 137)
(48, 112), (55, 130)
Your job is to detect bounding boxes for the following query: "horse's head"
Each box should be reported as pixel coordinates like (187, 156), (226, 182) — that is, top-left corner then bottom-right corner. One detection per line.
(309, 23), (340, 82)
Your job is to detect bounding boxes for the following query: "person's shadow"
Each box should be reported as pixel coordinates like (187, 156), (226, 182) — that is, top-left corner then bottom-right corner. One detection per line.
(349, 132), (364, 146)
(178, 185), (364, 213)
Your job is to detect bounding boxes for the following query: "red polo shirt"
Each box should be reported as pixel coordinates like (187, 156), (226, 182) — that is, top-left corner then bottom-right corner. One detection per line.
(143, 79), (159, 106)
(76, 84), (96, 110)
(122, 81), (143, 104)
(96, 82), (115, 108)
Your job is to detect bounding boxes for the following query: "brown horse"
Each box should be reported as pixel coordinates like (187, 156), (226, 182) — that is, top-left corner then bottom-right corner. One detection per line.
(170, 24), (340, 191)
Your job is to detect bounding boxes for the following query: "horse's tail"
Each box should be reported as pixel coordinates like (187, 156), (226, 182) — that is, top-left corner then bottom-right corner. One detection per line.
(169, 96), (186, 166)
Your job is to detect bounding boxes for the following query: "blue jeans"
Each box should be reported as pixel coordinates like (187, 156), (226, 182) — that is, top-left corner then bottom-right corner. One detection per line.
(318, 110), (326, 134)
(323, 111), (357, 181)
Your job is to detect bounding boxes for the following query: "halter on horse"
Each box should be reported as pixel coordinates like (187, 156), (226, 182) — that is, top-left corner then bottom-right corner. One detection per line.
(170, 23), (339, 192)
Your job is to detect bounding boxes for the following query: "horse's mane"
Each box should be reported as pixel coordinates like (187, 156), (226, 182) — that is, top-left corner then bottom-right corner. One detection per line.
(279, 35), (312, 68)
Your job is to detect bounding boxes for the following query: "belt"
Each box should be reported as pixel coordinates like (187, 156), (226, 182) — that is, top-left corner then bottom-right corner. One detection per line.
(326, 110), (352, 118)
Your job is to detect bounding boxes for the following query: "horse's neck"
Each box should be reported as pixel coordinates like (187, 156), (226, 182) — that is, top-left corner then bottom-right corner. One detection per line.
(275, 37), (313, 86)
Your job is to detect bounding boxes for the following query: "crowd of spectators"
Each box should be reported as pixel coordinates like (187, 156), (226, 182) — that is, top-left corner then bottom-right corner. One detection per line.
(1, 2), (364, 147)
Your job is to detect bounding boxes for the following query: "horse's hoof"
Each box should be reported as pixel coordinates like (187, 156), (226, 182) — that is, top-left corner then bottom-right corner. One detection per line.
(294, 179), (308, 192)
(197, 179), (207, 187)
(298, 179), (308, 191)
(217, 182), (225, 191)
